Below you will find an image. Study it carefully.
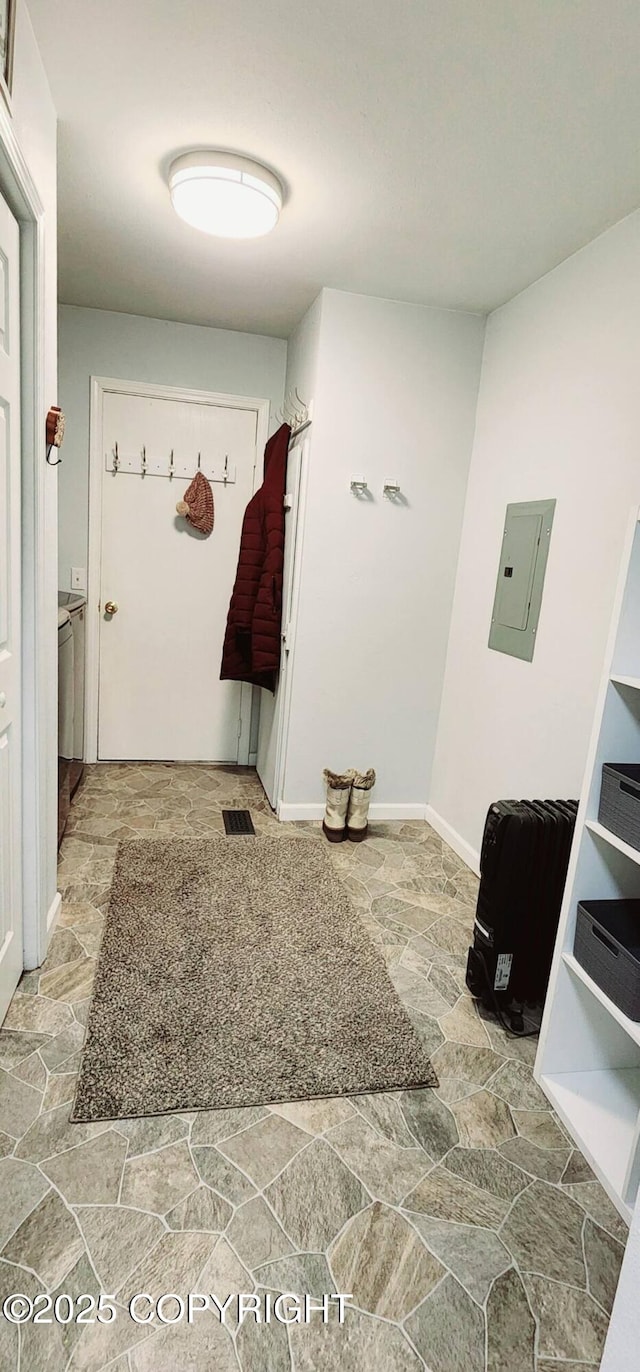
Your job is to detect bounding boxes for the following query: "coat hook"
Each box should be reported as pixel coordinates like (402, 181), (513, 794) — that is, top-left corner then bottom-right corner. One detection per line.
(113, 441), (119, 473)
(169, 448), (174, 479)
(383, 479), (401, 498)
(223, 454), (228, 486)
(141, 445), (147, 476)
(197, 451), (201, 470)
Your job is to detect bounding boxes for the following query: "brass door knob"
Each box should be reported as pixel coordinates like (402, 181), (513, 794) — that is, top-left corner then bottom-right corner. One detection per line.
(104, 601), (118, 615)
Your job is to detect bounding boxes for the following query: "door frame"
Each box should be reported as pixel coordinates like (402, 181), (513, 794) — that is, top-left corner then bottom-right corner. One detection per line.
(272, 431), (310, 812)
(256, 428), (311, 812)
(86, 375), (270, 765)
(0, 106), (51, 968)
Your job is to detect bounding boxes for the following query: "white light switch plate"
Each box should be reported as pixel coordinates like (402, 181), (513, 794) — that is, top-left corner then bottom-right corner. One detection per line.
(71, 567), (86, 591)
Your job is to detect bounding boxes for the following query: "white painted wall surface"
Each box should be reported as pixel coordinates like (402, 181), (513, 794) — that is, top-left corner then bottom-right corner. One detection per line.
(280, 288), (485, 813)
(58, 305), (287, 586)
(429, 210), (640, 865)
(11, 1), (58, 945)
(282, 292), (323, 405)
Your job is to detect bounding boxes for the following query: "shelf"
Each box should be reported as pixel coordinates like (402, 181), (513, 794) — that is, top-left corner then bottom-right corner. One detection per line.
(586, 819), (640, 869)
(538, 518), (640, 1230)
(611, 674), (640, 690)
(563, 952), (640, 1048)
(541, 1067), (639, 1219)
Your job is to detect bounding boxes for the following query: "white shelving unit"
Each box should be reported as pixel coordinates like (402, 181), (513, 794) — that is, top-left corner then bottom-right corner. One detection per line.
(536, 508), (640, 1222)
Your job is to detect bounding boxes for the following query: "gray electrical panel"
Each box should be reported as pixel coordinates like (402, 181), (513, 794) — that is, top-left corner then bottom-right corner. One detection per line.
(488, 499), (555, 661)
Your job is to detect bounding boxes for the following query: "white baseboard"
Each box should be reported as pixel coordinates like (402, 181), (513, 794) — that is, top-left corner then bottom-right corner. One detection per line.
(277, 802), (428, 823)
(425, 805), (480, 876)
(47, 891), (62, 931)
(275, 798), (481, 875)
(23, 890), (62, 972)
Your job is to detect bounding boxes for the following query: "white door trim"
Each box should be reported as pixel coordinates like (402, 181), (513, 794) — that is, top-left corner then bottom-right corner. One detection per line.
(86, 376), (270, 765)
(273, 432), (311, 813)
(0, 106), (50, 968)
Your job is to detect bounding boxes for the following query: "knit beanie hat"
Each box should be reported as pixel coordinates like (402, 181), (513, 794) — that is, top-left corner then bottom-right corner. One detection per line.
(176, 471), (214, 536)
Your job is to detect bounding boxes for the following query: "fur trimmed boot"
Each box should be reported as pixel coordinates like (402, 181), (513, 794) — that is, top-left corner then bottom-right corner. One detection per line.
(346, 768), (376, 841)
(322, 769), (355, 843)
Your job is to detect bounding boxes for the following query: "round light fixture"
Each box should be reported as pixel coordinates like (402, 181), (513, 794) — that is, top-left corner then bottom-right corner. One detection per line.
(168, 151), (283, 239)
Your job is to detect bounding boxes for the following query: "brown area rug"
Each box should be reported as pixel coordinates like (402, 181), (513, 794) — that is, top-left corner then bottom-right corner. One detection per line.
(72, 835), (437, 1122)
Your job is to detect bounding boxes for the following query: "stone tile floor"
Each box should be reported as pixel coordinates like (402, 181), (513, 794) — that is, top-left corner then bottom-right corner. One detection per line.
(0, 763), (627, 1371)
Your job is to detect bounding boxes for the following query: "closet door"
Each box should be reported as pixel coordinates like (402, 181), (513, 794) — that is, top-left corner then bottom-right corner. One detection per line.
(97, 389), (259, 762)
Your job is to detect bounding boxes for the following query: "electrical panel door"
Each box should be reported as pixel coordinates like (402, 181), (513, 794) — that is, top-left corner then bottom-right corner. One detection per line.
(489, 499), (555, 661)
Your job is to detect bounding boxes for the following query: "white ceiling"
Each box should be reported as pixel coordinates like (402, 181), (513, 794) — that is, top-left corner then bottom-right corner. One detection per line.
(28, 0), (640, 338)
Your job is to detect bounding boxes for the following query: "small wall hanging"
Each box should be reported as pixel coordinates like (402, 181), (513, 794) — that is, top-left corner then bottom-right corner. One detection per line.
(176, 469), (214, 536)
(46, 406), (65, 465)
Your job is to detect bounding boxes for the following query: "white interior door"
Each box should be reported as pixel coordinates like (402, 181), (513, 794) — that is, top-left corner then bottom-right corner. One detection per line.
(98, 390), (259, 761)
(0, 192), (22, 1022)
(257, 434), (306, 807)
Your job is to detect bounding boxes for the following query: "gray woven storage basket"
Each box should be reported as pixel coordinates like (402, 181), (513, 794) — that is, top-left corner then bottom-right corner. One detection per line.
(574, 899), (640, 1021)
(599, 763), (640, 851)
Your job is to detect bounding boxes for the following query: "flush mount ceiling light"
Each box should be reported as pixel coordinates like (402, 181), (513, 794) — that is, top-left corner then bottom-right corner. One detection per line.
(168, 151), (283, 239)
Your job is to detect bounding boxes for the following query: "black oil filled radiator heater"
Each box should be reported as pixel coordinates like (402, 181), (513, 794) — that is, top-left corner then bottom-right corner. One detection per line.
(466, 799), (578, 1032)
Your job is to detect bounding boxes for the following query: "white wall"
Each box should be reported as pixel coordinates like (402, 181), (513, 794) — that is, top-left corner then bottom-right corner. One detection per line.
(429, 209), (640, 866)
(282, 291), (323, 407)
(57, 305), (287, 587)
(280, 287), (485, 814)
(8, 2), (58, 949)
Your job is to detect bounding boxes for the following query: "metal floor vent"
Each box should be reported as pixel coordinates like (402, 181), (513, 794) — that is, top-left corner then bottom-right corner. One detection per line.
(223, 809), (256, 836)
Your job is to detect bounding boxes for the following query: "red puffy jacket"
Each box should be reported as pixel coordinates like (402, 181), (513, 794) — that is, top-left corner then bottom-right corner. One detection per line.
(220, 423), (290, 692)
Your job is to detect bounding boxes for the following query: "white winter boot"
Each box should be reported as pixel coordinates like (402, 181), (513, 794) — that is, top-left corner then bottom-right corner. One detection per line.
(346, 769), (376, 842)
(322, 769), (355, 843)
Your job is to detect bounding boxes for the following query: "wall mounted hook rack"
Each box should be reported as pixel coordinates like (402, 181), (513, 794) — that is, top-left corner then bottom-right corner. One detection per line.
(106, 447), (237, 484)
(277, 390), (311, 435)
